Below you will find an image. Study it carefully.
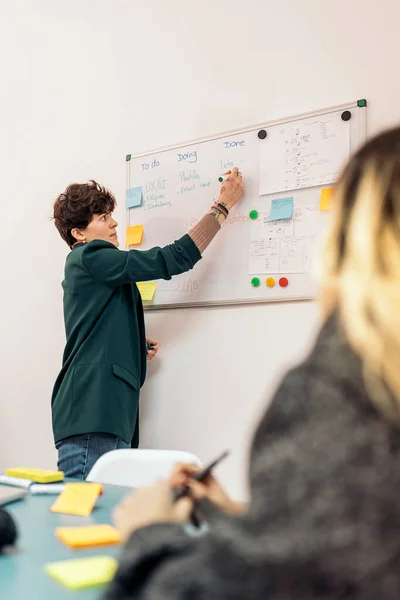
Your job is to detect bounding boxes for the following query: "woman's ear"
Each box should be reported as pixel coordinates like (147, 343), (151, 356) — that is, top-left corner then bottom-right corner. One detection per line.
(71, 228), (86, 243)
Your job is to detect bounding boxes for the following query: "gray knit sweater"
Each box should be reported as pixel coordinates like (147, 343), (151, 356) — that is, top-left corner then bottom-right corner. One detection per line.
(105, 317), (400, 599)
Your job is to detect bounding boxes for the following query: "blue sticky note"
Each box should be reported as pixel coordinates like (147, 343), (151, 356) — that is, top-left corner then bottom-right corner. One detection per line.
(269, 197), (294, 221)
(126, 187), (143, 209)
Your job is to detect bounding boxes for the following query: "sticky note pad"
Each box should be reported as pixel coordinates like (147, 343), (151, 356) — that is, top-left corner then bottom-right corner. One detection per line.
(5, 468), (63, 483)
(50, 483), (102, 516)
(137, 282), (157, 301)
(269, 197), (294, 221)
(126, 225), (143, 246)
(45, 556), (118, 590)
(56, 525), (121, 549)
(126, 186), (143, 209)
(320, 187), (334, 210)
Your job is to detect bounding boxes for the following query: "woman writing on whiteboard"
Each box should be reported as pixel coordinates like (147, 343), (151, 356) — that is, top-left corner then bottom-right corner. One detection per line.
(106, 126), (400, 600)
(51, 168), (243, 479)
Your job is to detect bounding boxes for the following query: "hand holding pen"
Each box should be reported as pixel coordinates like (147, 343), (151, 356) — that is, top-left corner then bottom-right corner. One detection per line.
(171, 450), (230, 527)
(168, 450), (248, 525)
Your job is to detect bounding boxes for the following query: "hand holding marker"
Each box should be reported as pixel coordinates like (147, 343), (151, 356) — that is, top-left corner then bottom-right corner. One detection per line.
(218, 168), (242, 183)
(146, 340), (159, 361)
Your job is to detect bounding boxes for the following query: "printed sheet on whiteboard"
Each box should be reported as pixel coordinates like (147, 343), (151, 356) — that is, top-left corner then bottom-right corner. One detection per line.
(248, 205), (327, 276)
(258, 111), (350, 196)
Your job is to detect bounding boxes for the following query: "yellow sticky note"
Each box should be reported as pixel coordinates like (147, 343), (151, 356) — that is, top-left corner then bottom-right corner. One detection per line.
(50, 483), (102, 516)
(137, 282), (157, 301)
(320, 188), (334, 211)
(45, 556), (118, 590)
(56, 525), (121, 549)
(5, 467), (63, 483)
(126, 224), (143, 246)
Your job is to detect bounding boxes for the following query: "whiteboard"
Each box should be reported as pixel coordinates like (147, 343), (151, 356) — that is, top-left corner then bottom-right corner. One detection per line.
(126, 101), (367, 309)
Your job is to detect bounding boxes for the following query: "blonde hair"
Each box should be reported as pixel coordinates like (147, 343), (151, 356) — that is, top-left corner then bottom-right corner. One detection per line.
(320, 127), (400, 415)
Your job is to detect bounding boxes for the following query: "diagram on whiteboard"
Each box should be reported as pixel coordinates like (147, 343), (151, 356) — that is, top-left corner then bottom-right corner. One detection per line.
(258, 114), (350, 196)
(126, 102), (366, 308)
(248, 203), (327, 276)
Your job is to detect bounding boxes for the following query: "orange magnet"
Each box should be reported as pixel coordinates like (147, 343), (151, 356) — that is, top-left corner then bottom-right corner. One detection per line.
(266, 277), (275, 288)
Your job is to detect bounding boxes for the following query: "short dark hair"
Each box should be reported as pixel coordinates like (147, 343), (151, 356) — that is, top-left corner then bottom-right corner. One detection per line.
(53, 180), (117, 247)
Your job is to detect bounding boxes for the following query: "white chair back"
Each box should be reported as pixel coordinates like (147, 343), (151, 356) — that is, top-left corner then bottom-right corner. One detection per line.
(86, 448), (202, 487)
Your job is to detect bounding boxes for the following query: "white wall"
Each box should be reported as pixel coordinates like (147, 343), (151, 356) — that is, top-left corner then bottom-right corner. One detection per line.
(1, 0), (400, 499)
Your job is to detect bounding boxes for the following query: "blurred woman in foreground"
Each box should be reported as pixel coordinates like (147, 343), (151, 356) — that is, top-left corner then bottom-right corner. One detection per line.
(106, 127), (400, 600)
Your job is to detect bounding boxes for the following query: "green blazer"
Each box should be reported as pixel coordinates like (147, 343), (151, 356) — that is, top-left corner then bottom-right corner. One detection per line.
(51, 235), (201, 445)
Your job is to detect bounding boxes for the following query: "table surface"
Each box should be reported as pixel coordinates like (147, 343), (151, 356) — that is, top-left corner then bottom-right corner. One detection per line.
(0, 483), (130, 600)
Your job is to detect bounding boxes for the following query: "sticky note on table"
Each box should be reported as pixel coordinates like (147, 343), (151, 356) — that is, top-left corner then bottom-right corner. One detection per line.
(50, 483), (102, 516)
(137, 282), (157, 301)
(319, 187), (334, 210)
(56, 524), (121, 549)
(126, 186), (143, 208)
(45, 556), (118, 590)
(269, 197), (294, 221)
(126, 224), (143, 246)
(5, 467), (63, 483)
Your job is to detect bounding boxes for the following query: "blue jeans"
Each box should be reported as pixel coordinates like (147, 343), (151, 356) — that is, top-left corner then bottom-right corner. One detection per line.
(56, 433), (130, 480)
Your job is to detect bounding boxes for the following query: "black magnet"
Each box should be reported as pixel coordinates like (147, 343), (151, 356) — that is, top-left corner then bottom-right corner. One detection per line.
(341, 111), (352, 122)
(258, 129), (267, 140)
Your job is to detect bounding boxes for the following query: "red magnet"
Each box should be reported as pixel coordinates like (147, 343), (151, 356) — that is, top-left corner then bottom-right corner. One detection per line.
(279, 277), (289, 288)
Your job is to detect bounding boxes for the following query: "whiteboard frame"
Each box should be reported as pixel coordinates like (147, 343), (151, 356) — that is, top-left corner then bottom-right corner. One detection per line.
(126, 100), (367, 310)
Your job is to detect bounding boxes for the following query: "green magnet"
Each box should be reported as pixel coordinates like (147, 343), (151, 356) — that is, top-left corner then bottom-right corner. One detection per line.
(218, 177), (224, 182)
(249, 210), (259, 220)
(251, 277), (260, 287)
